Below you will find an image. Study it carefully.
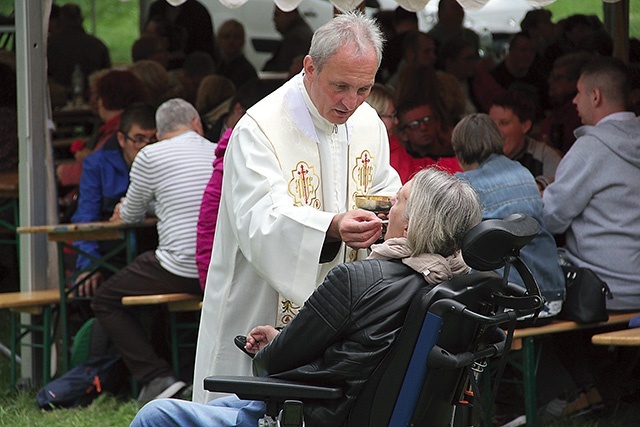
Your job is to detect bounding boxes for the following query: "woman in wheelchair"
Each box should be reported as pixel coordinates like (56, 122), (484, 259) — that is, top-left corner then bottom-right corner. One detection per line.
(131, 168), (482, 427)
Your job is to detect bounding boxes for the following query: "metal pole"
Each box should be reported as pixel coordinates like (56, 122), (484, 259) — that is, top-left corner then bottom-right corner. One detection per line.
(15, 0), (52, 384)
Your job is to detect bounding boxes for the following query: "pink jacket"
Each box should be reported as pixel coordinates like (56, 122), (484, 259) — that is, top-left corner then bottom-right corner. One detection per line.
(195, 128), (231, 289)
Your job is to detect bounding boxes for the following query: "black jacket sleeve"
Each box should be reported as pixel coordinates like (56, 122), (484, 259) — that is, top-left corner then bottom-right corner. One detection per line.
(252, 263), (355, 377)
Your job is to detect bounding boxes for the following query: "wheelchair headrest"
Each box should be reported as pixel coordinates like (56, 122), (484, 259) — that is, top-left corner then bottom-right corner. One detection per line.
(461, 214), (540, 271)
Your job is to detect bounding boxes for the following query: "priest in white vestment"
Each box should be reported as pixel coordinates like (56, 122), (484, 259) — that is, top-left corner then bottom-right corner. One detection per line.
(193, 12), (401, 403)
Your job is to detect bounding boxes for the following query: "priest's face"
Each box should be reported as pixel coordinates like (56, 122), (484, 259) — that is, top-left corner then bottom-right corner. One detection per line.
(303, 44), (378, 125)
(386, 180), (411, 240)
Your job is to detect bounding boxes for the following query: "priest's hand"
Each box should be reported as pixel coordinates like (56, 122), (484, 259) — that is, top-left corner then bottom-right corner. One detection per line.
(328, 209), (383, 249)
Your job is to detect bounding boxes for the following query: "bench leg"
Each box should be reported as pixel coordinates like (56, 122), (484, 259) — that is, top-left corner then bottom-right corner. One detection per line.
(169, 312), (179, 376)
(168, 310), (201, 379)
(522, 337), (538, 427)
(9, 307), (54, 389)
(42, 306), (52, 385)
(10, 311), (17, 390)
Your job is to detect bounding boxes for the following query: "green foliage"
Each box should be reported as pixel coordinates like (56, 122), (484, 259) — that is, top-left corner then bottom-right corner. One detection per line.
(55, 0), (139, 65)
(545, 0), (640, 39)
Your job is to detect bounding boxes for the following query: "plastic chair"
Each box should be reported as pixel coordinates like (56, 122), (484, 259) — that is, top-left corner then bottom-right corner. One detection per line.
(204, 214), (544, 427)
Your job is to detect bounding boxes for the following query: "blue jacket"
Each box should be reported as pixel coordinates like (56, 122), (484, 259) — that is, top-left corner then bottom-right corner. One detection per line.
(71, 136), (130, 270)
(457, 154), (565, 304)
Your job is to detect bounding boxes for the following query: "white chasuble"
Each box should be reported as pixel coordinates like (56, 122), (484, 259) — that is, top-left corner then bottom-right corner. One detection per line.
(192, 73), (400, 402)
(252, 76), (390, 327)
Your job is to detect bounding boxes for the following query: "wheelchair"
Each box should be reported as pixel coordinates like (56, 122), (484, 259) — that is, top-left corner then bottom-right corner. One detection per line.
(204, 214), (545, 426)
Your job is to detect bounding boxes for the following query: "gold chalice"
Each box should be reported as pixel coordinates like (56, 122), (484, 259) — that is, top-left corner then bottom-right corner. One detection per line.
(355, 194), (393, 214)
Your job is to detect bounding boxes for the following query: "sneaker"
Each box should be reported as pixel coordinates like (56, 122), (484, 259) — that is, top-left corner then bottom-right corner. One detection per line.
(137, 375), (186, 405)
(584, 387), (605, 411)
(540, 392), (591, 419)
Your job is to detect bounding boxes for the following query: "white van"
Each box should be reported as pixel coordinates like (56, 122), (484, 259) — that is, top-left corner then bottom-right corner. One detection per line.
(202, 0), (334, 71)
(201, 0), (534, 70)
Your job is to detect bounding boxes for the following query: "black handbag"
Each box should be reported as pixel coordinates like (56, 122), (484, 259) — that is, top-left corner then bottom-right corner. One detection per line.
(558, 265), (611, 324)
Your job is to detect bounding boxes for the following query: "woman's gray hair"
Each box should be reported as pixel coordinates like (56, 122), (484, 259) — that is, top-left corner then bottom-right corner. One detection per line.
(155, 98), (199, 137)
(405, 168), (482, 257)
(451, 113), (504, 166)
(308, 11), (384, 72)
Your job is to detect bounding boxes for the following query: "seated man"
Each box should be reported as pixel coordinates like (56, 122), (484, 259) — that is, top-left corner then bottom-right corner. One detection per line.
(71, 102), (157, 295)
(543, 57), (640, 311)
(489, 90), (562, 191)
(262, 6), (313, 73)
(393, 99), (462, 182)
(91, 98), (215, 405)
(130, 167), (482, 426)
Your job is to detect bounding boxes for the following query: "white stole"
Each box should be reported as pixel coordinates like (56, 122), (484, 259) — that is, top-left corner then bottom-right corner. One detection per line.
(247, 76), (383, 327)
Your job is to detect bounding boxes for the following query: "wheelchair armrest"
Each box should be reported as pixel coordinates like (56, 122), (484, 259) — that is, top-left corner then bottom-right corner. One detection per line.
(203, 376), (342, 402)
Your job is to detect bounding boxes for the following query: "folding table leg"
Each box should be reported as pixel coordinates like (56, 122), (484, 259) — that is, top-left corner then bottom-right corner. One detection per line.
(522, 337), (538, 427)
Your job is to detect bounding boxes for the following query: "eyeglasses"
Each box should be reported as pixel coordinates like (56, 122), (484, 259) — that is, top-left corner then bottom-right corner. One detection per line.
(122, 132), (158, 145)
(379, 113), (397, 120)
(401, 116), (434, 131)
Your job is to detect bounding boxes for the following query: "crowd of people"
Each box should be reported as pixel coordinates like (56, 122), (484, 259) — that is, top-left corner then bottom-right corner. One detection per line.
(2, 1), (640, 426)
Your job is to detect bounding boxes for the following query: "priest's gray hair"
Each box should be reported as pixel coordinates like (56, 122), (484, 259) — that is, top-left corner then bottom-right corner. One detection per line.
(155, 98), (199, 137)
(451, 113), (504, 167)
(406, 168), (482, 257)
(308, 11), (384, 72)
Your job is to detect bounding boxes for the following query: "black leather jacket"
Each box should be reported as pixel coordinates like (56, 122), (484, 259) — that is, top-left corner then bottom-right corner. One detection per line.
(253, 259), (434, 426)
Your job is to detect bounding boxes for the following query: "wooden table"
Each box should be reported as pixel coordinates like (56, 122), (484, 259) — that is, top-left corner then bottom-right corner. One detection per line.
(0, 171), (18, 198)
(592, 327), (640, 346)
(17, 218), (157, 372)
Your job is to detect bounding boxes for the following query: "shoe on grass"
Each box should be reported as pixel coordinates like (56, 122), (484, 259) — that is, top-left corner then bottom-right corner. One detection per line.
(540, 392), (591, 419)
(137, 375), (186, 405)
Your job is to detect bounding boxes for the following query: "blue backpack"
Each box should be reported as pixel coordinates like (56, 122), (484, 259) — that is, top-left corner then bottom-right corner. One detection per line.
(36, 354), (127, 409)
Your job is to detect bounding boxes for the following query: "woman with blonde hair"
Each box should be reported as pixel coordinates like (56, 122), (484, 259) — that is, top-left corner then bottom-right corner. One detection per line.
(195, 75), (236, 130)
(130, 60), (185, 109)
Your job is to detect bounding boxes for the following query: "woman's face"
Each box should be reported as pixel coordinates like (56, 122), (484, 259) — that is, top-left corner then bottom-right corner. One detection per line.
(385, 179), (412, 240)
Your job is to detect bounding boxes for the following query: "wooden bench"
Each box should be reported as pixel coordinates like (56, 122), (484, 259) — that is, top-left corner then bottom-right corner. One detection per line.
(501, 312), (639, 427)
(0, 289), (62, 390)
(122, 293), (202, 377)
(592, 326), (640, 347)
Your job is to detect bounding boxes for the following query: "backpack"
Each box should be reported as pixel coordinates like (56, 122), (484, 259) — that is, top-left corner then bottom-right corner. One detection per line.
(36, 354), (127, 409)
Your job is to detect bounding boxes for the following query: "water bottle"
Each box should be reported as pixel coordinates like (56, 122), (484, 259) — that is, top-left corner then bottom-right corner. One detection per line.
(71, 63), (85, 106)
(479, 27), (494, 60)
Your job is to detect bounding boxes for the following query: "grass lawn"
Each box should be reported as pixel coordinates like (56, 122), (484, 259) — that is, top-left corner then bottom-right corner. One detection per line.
(2, 308), (640, 426)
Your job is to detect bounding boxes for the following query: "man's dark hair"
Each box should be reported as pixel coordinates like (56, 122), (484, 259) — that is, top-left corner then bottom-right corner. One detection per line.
(393, 6), (418, 27)
(491, 90), (536, 123)
(578, 29), (613, 57)
(119, 102), (157, 134)
(60, 3), (83, 28)
(580, 56), (631, 106)
(182, 51), (216, 77)
(401, 31), (433, 57)
(233, 79), (278, 111)
(436, 36), (474, 70)
(520, 9), (552, 35)
(131, 35), (165, 63)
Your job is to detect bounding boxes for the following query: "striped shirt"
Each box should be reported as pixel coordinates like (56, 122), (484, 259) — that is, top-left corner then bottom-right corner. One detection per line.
(120, 130), (215, 278)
